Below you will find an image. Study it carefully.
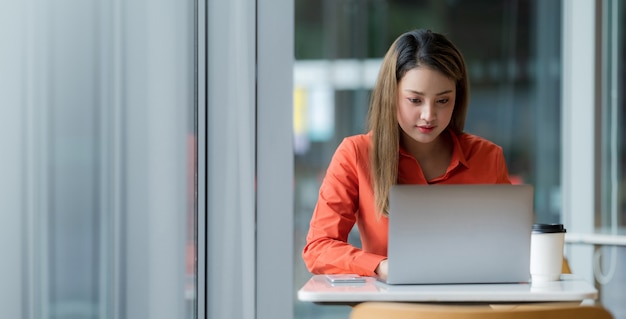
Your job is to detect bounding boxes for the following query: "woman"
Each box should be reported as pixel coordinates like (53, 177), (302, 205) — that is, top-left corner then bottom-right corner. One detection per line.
(302, 29), (511, 280)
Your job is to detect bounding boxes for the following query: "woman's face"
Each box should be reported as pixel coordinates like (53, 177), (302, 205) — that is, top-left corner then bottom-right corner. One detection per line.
(396, 66), (456, 146)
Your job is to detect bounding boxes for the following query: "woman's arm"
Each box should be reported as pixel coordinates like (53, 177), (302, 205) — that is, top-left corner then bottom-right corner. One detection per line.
(302, 138), (386, 276)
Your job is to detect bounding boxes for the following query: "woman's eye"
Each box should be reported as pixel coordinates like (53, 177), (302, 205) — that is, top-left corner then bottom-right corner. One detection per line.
(408, 98), (421, 104)
(437, 98), (449, 104)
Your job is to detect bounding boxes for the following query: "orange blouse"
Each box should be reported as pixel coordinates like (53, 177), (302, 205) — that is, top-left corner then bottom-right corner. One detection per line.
(302, 130), (511, 276)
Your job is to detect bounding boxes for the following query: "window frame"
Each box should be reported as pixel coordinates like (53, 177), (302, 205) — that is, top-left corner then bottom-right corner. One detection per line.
(205, 0), (294, 318)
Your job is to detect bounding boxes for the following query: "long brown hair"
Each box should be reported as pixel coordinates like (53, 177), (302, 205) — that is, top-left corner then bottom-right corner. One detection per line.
(367, 29), (469, 217)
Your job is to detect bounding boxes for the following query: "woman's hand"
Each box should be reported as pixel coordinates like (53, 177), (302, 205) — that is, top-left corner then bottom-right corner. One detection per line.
(375, 259), (388, 280)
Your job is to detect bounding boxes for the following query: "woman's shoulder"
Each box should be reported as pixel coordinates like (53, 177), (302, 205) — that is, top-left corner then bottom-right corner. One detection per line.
(455, 132), (503, 153)
(338, 133), (371, 151)
(342, 133), (371, 145)
(333, 133), (371, 161)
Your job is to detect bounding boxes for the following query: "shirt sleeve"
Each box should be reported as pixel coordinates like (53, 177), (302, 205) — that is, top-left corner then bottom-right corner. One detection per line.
(302, 138), (386, 276)
(495, 146), (512, 184)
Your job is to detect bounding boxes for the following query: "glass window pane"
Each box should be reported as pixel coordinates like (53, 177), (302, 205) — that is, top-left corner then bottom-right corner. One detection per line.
(600, 0), (625, 232)
(0, 1), (197, 318)
(599, 0), (626, 318)
(294, 1), (561, 318)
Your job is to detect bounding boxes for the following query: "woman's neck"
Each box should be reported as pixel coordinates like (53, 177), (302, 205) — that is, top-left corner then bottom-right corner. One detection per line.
(401, 130), (453, 162)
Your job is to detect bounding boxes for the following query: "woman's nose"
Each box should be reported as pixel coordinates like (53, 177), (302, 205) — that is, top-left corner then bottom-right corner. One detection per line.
(420, 103), (435, 122)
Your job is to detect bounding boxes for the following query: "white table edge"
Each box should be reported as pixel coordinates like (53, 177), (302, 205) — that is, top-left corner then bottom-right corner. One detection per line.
(297, 275), (598, 304)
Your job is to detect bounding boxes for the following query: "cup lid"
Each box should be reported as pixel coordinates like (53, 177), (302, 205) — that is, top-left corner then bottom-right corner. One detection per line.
(532, 223), (566, 233)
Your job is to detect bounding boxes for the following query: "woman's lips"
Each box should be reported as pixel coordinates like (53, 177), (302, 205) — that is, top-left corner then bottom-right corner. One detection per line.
(418, 125), (435, 133)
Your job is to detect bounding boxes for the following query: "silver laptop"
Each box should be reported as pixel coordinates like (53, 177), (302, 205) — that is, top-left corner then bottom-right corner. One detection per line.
(385, 184), (533, 285)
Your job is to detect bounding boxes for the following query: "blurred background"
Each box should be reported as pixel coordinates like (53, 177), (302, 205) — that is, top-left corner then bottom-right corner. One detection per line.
(292, 0), (625, 318)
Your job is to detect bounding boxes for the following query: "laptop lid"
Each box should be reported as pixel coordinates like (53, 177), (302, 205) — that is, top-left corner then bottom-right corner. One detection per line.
(385, 184), (533, 285)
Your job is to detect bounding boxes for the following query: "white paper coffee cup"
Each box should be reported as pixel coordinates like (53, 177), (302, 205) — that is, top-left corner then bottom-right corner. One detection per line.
(530, 224), (566, 282)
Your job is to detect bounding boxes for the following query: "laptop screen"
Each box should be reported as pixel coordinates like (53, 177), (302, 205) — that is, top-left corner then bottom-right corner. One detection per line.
(386, 184), (533, 285)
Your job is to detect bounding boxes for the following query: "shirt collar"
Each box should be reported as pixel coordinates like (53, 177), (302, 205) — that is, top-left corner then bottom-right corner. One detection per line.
(398, 128), (470, 169)
(448, 129), (469, 169)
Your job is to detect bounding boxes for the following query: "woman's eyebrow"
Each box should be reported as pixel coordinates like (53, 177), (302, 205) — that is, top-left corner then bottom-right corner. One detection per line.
(404, 89), (454, 96)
